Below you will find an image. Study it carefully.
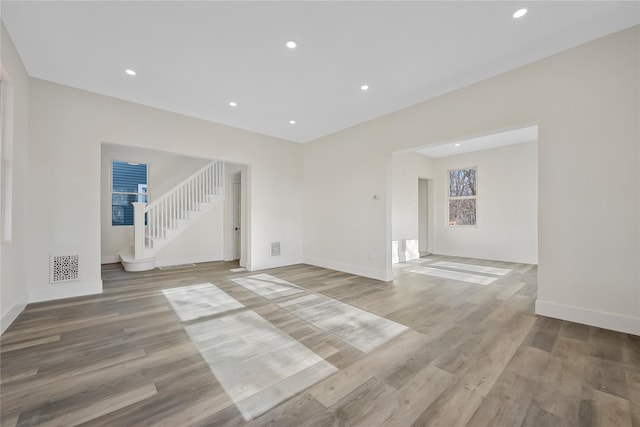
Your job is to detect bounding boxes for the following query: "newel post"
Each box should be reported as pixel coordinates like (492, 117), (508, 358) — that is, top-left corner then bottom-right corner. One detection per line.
(132, 202), (146, 260)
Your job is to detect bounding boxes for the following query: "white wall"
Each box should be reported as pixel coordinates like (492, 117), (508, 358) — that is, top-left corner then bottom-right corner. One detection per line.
(304, 26), (639, 334)
(391, 152), (434, 262)
(303, 149), (392, 280)
(0, 23), (30, 333)
(432, 141), (538, 264)
(100, 143), (212, 263)
(27, 78), (303, 303)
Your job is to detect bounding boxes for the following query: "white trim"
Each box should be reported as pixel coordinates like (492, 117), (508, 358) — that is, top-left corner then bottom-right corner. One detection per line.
(155, 255), (222, 267)
(536, 299), (640, 336)
(249, 256), (304, 272)
(28, 280), (103, 303)
(101, 255), (120, 264)
(1, 294), (27, 334)
(304, 256), (392, 282)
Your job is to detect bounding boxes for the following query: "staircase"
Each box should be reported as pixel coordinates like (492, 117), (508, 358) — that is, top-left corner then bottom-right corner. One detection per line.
(119, 160), (225, 272)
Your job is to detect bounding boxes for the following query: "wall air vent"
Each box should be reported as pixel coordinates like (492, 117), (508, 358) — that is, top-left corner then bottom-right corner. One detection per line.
(271, 242), (281, 257)
(50, 254), (79, 283)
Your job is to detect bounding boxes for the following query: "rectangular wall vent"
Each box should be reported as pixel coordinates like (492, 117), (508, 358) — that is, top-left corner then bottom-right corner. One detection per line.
(50, 254), (79, 283)
(271, 242), (281, 257)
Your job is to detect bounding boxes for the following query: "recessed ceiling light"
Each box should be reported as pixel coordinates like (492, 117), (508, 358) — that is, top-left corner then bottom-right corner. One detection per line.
(289, 120), (296, 125)
(229, 101), (237, 107)
(125, 69), (136, 76)
(513, 8), (528, 18)
(455, 143), (461, 147)
(360, 84), (369, 91)
(286, 41), (297, 49)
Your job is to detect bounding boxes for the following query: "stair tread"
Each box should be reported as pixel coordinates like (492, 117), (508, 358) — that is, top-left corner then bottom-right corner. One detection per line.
(119, 252), (156, 263)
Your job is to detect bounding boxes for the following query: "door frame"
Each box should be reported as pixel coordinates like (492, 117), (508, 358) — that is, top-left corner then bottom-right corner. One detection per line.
(224, 165), (248, 267)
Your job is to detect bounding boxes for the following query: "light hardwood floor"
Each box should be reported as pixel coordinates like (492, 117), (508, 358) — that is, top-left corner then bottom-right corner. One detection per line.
(1, 256), (638, 426)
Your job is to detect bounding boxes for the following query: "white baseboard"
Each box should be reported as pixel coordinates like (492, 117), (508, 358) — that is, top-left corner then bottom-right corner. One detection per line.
(536, 299), (640, 336)
(101, 255), (120, 264)
(155, 255), (222, 268)
(303, 256), (392, 282)
(249, 256), (303, 272)
(1, 294), (27, 335)
(28, 279), (103, 303)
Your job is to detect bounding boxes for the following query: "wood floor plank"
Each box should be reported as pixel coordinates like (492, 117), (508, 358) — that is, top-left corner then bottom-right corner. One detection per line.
(411, 382), (485, 427)
(24, 383), (158, 427)
(0, 258), (637, 426)
(355, 365), (453, 426)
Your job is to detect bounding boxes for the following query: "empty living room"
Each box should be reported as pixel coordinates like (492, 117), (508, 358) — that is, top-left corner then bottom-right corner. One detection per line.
(1, 2), (638, 426)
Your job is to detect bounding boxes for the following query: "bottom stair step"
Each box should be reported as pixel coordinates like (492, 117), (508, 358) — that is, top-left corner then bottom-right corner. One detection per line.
(119, 251), (156, 272)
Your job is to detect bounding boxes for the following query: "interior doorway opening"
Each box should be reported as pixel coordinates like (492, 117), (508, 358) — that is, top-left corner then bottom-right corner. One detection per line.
(418, 178), (433, 257)
(224, 164), (248, 267)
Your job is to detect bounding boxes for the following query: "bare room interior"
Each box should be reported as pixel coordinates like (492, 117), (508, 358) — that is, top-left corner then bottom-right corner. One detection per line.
(1, 2), (638, 426)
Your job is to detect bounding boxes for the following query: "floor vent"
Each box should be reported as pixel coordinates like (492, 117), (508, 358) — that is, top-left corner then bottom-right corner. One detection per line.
(50, 254), (79, 283)
(158, 263), (196, 270)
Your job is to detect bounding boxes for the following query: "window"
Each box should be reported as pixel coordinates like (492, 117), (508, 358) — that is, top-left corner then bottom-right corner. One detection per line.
(448, 168), (477, 226)
(112, 161), (148, 226)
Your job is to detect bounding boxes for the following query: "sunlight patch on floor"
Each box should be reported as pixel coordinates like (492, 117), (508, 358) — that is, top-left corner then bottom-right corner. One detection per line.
(231, 273), (305, 300)
(185, 311), (337, 420)
(410, 267), (498, 285)
(162, 283), (244, 322)
(278, 294), (409, 353)
(430, 261), (512, 276)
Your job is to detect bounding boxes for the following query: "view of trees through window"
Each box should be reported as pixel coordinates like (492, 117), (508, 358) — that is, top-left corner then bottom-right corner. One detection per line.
(448, 168), (477, 226)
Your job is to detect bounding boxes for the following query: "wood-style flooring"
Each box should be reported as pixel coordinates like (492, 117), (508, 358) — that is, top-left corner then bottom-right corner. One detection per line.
(1, 256), (638, 426)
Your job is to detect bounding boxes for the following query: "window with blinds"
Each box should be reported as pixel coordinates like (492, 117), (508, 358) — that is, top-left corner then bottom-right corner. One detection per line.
(112, 161), (148, 226)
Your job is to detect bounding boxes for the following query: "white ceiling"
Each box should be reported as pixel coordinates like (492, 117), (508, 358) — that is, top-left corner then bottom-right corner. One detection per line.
(1, 1), (638, 143)
(416, 125), (538, 158)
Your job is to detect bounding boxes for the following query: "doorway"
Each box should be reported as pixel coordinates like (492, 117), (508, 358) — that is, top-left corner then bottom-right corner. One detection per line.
(224, 165), (247, 267)
(418, 178), (432, 257)
(232, 180), (241, 260)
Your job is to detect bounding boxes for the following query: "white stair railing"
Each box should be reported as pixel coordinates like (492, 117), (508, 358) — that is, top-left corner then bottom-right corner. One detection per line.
(132, 160), (224, 260)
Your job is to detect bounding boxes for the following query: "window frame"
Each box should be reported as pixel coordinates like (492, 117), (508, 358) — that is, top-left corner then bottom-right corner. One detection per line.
(110, 159), (150, 227)
(447, 166), (478, 227)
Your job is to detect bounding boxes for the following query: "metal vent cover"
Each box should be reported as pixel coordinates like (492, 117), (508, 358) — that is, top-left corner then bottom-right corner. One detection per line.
(50, 254), (79, 283)
(271, 242), (281, 257)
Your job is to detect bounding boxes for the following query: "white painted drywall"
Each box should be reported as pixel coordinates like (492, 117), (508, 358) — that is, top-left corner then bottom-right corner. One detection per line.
(0, 24), (30, 333)
(303, 26), (639, 334)
(27, 78), (303, 302)
(303, 150), (392, 280)
(391, 152), (435, 262)
(432, 141), (538, 264)
(100, 143), (213, 263)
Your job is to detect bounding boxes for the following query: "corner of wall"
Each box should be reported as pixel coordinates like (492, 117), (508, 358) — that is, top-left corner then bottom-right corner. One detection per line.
(304, 256), (391, 282)
(249, 256), (304, 272)
(0, 293), (28, 334)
